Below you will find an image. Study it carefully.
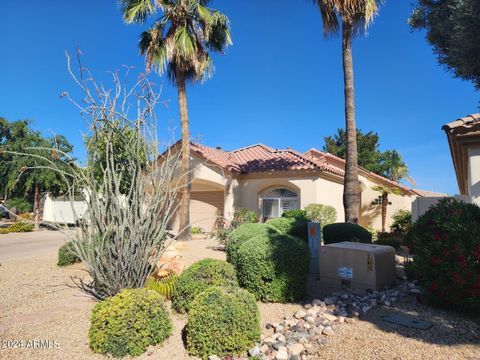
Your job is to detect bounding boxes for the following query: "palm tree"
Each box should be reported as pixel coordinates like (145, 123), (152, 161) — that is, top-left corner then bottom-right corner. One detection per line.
(313, 0), (383, 223)
(373, 150), (415, 232)
(121, 0), (232, 240)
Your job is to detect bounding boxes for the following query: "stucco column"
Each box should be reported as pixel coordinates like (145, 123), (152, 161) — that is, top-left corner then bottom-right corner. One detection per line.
(224, 178), (238, 222)
(468, 146), (480, 206)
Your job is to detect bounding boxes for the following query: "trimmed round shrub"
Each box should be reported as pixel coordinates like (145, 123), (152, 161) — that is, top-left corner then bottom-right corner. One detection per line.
(304, 203), (337, 226)
(226, 223), (279, 265)
(89, 288), (172, 357)
(282, 209), (308, 220)
(410, 198), (480, 313)
(323, 222), (372, 244)
(57, 242), (81, 266)
(172, 259), (238, 313)
(186, 286), (260, 359)
(236, 234), (310, 302)
(266, 217), (309, 242)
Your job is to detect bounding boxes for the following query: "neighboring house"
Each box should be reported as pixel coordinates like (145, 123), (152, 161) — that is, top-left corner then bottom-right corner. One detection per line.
(169, 142), (420, 232)
(42, 193), (87, 224)
(443, 113), (480, 205)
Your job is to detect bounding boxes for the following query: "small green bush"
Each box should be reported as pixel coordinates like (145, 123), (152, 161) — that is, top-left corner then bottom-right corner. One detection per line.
(7, 222), (34, 233)
(323, 222), (372, 244)
(186, 286), (260, 359)
(172, 259), (239, 313)
(391, 210), (412, 234)
(304, 203), (337, 226)
(226, 223), (279, 265)
(191, 226), (203, 234)
(211, 226), (233, 246)
(375, 232), (403, 250)
(89, 288), (172, 357)
(236, 234), (310, 302)
(410, 198), (480, 314)
(57, 242), (82, 266)
(282, 209), (308, 220)
(231, 208), (258, 228)
(266, 217), (309, 242)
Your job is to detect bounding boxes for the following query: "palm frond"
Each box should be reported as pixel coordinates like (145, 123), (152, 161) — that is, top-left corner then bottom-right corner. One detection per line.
(316, 0), (339, 35)
(120, 0), (155, 23)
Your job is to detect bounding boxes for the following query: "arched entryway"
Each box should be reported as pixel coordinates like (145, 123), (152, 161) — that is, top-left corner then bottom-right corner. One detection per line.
(260, 187), (299, 220)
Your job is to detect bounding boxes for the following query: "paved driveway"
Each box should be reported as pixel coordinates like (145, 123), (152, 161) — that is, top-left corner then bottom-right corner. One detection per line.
(0, 230), (73, 262)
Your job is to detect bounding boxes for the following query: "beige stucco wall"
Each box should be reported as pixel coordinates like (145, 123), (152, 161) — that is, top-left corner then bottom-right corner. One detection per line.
(468, 146), (480, 206)
(358, 175), (413, 231)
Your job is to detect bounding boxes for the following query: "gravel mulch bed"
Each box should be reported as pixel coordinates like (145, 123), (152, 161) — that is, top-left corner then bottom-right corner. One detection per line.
(0, 237), (478, 360)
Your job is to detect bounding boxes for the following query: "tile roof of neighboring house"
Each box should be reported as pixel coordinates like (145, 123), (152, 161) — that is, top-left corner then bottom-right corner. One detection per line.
(442, 113), (480, 134)
(411, 189), (449, 198)
(190, 142), (417, 194)
(442, 113), (480, 195)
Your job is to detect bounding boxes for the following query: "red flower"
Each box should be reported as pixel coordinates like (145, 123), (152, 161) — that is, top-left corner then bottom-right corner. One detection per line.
(443, 249), (451, 257)
(451, 272), (465, 287)
(457, 255), (467, 269)
(433, 230), (443, 241)
(430, 282), (439, 291)
(430, 256), (441, 265)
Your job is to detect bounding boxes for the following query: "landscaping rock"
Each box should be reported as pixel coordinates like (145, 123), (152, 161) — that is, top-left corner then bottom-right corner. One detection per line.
(294, 309), (307, 319)
(322, 326), (335, 336)
(275, 349), (288, 360)
(249, 345), (260, 357)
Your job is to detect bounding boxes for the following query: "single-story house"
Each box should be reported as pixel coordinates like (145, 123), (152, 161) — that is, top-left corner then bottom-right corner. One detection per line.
(443, 113), (480, 205)
(169, 142), (421, 232)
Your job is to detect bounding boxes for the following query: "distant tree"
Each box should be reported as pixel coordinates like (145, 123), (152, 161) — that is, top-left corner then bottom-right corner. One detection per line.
(86, 120), (147, 195)
(372, 150), (415, 232)
(323, 128), (384, 174)
(0, 118), (75, 228)
(313, 0), (384, 224)
(409, 0), (480, 89)
(120, 0), (232, 240)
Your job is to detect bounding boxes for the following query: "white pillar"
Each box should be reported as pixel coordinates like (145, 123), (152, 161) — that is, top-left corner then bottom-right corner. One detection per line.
(468, 146), (480, 206)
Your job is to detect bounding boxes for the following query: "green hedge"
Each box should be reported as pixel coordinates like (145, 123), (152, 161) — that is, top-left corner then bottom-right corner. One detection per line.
(186, 286), (260, 359)
(323, 222), (372, 244)
(57, 242), (81, 266)
(236, 234), (310, 302)
(172, 259), (238, 313)
(266, 217), (309, 242)
(375, 232), (403, 250)
(281, 209), (308, 220)
(226, 223), (279, 265)
(409, 198), (480, 314)
(89, 289), (172, 357)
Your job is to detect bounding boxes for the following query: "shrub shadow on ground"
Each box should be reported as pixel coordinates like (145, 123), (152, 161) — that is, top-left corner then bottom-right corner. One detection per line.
(359, 298), (480, 346)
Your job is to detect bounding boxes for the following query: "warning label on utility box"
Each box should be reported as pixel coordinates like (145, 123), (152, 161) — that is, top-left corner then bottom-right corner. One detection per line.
(338, 266), (353, 279)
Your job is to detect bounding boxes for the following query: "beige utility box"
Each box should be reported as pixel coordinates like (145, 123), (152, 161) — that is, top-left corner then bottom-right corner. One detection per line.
(319, 242), (396, 290)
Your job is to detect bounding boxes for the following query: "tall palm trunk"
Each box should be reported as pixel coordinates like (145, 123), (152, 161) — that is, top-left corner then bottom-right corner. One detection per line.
(341, 19), (360, 224)
(381, 191), (388, 232)
(34, 183), (40, 230)
(176, 71), (191, 241)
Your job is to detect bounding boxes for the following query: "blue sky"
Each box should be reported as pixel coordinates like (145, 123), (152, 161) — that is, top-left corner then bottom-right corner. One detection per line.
(0, 1), (478, 195)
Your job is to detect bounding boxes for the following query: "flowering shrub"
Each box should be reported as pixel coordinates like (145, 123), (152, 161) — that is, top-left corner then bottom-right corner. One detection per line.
(410, 198), (480, 314)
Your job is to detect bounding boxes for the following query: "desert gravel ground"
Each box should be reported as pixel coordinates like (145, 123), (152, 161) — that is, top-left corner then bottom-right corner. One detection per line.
(0, 233), (479, 360)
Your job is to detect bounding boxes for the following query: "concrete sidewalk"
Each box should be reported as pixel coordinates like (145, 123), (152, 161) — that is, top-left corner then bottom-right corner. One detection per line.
(0, 230), (73, 262)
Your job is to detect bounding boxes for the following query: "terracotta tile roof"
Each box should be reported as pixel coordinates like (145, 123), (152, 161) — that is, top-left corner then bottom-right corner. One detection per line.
(191, 142), (319, 174)
(411, 189), (449, 198)
(191, 142), (420, 195)
(303, 148), (415, 194)
(442, 113), (480, 133)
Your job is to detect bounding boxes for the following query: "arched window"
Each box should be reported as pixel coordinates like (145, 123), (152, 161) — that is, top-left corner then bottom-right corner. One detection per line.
(260, 188), (299, 219)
